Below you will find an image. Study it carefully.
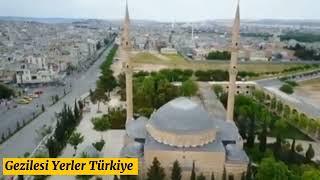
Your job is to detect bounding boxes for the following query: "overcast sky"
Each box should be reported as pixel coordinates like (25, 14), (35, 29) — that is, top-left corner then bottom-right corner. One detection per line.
(0, 0), (318, 22)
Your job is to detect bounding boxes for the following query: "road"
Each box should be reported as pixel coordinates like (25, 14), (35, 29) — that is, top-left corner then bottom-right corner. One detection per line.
(0, 45), (113, 174)
(0, 84), (71, 137)
(256, 72), (320, 119)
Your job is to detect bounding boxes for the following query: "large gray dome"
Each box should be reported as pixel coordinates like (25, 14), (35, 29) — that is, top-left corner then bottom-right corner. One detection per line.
(146, 97), (217, 147)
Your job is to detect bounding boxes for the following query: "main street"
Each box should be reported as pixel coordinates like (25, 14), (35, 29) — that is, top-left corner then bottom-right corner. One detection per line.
(0, 44), (113, 173)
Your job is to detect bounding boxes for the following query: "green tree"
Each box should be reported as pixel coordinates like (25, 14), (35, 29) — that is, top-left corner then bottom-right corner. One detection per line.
(93, 81), (109, 112)
(197, 173), (206, 180)
(181, 79), (198, 97)
(305, 144), (315, 162)
(92, 139), (105, 152)
(68, 132), (84, 156)
(290, 139), (296, 154)
(247, 103), (259, 148)
(211, 172), (215, 180)
(46, 137), (60, 158)
(256, 157), (289, 180)
(213, 85), (224, 98)
(74, 100), (80, 121)
(0, 83), (14, 99)
(273, 120), (287, 158)
(171, 160), (182, 180)
(259, 110), (270, 152)
(91, 116), (111, 131)
(280, 84), (294, 94)
(41, 104), (45, 112)
(191, 161), (196, 180)
(146, 157), (166, 180)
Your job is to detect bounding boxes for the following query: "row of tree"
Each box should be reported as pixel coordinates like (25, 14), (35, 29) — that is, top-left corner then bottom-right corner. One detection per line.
(206, 51), (231, 60)
(286, 43), (320, 60)
(256, 156), (320, 180)
(133, 68), (260, 82)
(216, 89), (320, 179)
(142, 157), (216, 180)
(280, 31), (320, 43)
(252, 89), (320, 140)
(90, 45), (119, 112)
(46, 101), (83, 158)
(118, 72), (199, 118)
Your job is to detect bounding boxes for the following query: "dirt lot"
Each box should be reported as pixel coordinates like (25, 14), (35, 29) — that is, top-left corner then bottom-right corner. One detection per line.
(296, 78), (320, 106)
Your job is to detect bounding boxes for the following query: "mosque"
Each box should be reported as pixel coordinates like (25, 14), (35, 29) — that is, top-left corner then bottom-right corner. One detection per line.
(119, 1), (249, 180)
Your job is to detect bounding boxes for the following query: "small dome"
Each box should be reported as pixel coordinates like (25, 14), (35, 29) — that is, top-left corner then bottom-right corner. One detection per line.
(126, 116), (148, 139)
(146, 97), (216, 148)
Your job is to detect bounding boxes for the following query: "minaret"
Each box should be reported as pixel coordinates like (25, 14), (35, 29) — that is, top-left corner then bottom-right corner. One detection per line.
(226, 0), (240, 122)
(121, 0), (133, 122)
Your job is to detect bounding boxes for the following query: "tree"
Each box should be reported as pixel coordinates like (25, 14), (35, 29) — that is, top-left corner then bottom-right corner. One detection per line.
(273, 121), (287, 159)
(68, 132), (84, 156)
(91, 116), (111, 131)
(305, 144), (315, 162)
(290, 139), (296, 154)
(259, 110), (269, 152)
(213, 85), (224, 98)
(1, 133), (5, 142)
(92, 139), (105, 152)
(207, 51), (231, 60)
(41, 104), (45, 112)
(93, 81), (110, 112)
(146, 157), (166, 180)
(197, 173), (206, 180)
(279, 84), (294, 94)
(46, 138), (60, 158)
(96, 41), (102, 50)
(256, 157), (289, 180)
(246, 164), (253, 180)
(89, 89), (94, 102)
(290, 139), (296, 161)
(0, 83), (14, 99)
(211, 172), (215, 180)
(181, 79), (198, 97)
(74, 100), (80, 121)
(78, 100), (84, 111)
(247, 103), (258, 148)
(171, 160), (182, 180)
(191, 161), (196, 180)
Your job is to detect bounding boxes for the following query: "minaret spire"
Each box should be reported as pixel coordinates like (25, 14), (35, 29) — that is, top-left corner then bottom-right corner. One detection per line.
(226, 0), (240, 122)
(121, 0), (133, 122)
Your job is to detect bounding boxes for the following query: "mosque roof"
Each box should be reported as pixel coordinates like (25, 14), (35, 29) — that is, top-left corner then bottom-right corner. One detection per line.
(146, 97), (218, 147)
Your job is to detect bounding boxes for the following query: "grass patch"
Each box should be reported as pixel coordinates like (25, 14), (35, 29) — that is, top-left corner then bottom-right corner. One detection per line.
(131, 52), (304, 74)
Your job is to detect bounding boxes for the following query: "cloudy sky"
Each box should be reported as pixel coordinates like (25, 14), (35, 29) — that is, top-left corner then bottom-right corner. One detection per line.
(0, 0), (318, 22)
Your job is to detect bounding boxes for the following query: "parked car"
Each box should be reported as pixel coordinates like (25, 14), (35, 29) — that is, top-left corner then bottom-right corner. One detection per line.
(34, 91), (43, 95)
(23, 96), (32, 101)
(16, 99), (30, 104)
